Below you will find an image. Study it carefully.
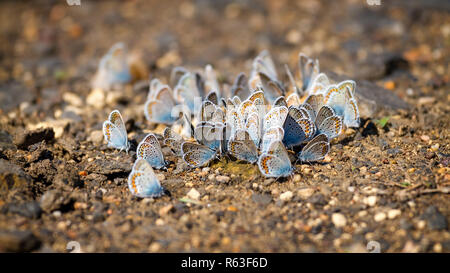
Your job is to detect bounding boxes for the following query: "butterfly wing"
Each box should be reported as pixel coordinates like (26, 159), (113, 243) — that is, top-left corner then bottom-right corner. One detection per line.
(324, 85), (346, 117)
(298, 134), (330, 162)
(182, 142), (217, 168)
(258, 141), (292, 178)
(128, 159), (164, 198)
(103, 121), (128, 150)
(228, 131), (259, 163)
(137, 134), (165, 169)
(317, 116), (342, 139)
(344, 98), (360, 128)
(246, 112), (261, 147)
(109, 110), (127, 136)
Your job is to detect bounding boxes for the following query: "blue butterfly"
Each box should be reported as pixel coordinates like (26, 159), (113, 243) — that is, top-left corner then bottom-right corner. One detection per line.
(136, 133), (166, 169)
(92, 43), (131, 90)
(144, 82), (178, 125)
(128, 158), (164, 198)
(227, 129), (259, 163)
(258, 140), (293, 178)
(324, 81), (360, 128)
(282, 106), (315, 148)
(194, 121), (224, 152)
(174, 72), (202, 113)
(182, 142), (218, 168)
(163, 127), (184, 156)
(298, 53), (320, 92)
(314, 105), (342, 139)
(297, 133), (330, 162)
(102, 110), (130, 152)
(261, 126), (284, 153)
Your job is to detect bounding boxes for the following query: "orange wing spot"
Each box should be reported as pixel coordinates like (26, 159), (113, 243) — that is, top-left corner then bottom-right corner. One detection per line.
(350, 101), (357, 116)
(131, 173), (141, 194)
(325, 87), (338, 102)
(105, 124), (112, 140)
(261, 157), (270, 172)
(335, 118), (341, 130)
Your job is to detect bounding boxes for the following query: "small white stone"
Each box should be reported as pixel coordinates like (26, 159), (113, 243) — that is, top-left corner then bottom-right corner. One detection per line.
(215, 175), (230, 183)
(374, 212), (386, 222)
(87, 88), (106, 109)
(186, 188), (200, 200)
(297, 188), (314, 199)
(364, 196), (377, 207)
(387, 209), (401, 219)
(332, 213), (347, 228)
(280, 191), (293, 201)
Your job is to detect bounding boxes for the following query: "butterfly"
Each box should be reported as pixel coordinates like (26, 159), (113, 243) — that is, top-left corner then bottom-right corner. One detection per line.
(92, 42), (131, 90)
(204, 65), (221, 98)
(227, 129), (259, 163)
(273, 96), (287, 108)
(182, 142), (218, 168)
(264, 106), (288, 131)
(282, 106), (315, 148)
(194, 121), (224, 152)
(163, 127), (184, 156)
(245, 112), (261, 147)
(299, 53), (320, 93)
(144, 82), (178, 124)
(103, 109), (130, 152)
(324, 81), (360, 128)
(174, 72), (202, 112)
(128, 158), (164, 198)
(297, 133), (330, 162)
(286, 93), (301, 107)
(307, 73), (329, 95)
(304, 94), (325, 119)
(230, 72), (250, 101)
(199, 99), (224, 123)
(258, 140), (293, 178)
(314, 105), (342, 139)
(136, 133), (166, 169)
(249, 50), (279, 90)
(261, 126), (284, 153)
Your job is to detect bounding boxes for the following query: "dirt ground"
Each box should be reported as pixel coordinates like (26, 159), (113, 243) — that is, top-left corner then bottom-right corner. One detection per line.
(0, 0), (449, 253)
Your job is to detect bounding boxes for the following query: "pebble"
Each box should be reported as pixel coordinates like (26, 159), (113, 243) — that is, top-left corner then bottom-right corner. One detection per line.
(88, 130), (104, 144)
(86, 88), (106, 109)
(208, 174), (215, 181)
(186, 188), (200, 200)
(297, 188), (314, 199)
(332, 213), (347, 228)
(374, 212), (386, 222)
(293, 174), (301, 182)
(159, 204), (174, 216)
(364, 196), (377, 207)
(62, 92), (83, 107)
(215, 175), (230, 183)
(417, 96), (435, 105)
(280, 191), (293, 201)
(420, 135), (430, 142)
(387, 209), (401, 219)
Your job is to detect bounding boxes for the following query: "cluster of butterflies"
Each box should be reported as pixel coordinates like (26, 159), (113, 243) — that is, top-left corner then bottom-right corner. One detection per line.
(100, 46), (360, 198)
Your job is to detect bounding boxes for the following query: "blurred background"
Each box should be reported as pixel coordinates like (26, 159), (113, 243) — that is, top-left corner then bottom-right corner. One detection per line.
(0, 0), (448, 103)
